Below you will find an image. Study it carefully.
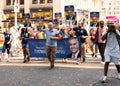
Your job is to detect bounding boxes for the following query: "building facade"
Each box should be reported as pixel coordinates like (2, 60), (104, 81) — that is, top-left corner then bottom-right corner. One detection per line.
(0, 0), (105, 27)
(106, 0), (120, 19)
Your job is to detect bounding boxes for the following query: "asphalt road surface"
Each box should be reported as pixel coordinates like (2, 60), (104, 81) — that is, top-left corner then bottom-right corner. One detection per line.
(0, 53), (119, 86)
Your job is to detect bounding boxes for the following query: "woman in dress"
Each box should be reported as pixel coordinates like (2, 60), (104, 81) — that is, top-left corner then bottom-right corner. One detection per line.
(102, 23), (120, 83)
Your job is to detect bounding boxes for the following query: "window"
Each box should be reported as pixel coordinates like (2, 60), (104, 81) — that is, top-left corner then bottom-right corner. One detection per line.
(13, 0), (15, 5)
(40, 0), (45, 4)
(13, 0), (19, 5)
(32, 0), (38, 4)
(109, 12), (111, 15)
(47, 0), (53, 3)
(6, 0), (11, 5)
(20, 0), (24, 5)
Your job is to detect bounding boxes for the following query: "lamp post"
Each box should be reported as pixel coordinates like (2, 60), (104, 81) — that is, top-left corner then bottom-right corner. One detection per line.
(14, 0), (19, 28)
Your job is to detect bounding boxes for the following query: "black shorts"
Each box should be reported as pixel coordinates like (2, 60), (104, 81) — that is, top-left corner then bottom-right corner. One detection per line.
(2, 44), (11, 54)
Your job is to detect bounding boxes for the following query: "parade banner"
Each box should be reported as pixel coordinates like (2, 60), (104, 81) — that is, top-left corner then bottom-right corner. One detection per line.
(106, 16), (119, 23)
(90, 12), (100, 27)
(22, 13), (31, 27)
(65, 5), (74, 20)
(54, 12), (63, 25)
(53, 19), (60, 29)
(77, 10), (89, 24)
(64, 5), (77, 26)
(35, 16), (45, 29)
(36, 16), (44, 21)
(28, 37), (81, 58)
(55, 12), (62, 19)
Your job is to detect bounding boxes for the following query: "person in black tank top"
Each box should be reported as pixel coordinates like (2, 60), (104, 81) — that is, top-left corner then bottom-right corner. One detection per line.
(2, 28), (13, 62)
(20, 27), (30, 63)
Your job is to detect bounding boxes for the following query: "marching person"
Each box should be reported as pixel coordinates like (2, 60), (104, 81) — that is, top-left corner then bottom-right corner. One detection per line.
(101, 22), (120, 83)
(20, 27), (30, 63)
(73, 22), (88, 63)
(2, 28), (13, 62)
(96, 20), (107, 63)
(41, 22), (59, 69)
(89, 28), (97, 57)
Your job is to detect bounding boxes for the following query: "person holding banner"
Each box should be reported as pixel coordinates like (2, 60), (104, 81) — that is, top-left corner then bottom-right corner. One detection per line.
(20, 27), (30, 63)
(41, 22), (59, 69)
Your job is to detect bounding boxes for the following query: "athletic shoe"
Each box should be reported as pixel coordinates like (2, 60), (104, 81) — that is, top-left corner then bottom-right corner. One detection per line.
(101, 77), (108, 83)
(76, 60), (81, 65)
(100, 61), (105, 64)
(118, 74), (120, 80)
(27, 56), (30, 62)
(7, 58), (11, 62)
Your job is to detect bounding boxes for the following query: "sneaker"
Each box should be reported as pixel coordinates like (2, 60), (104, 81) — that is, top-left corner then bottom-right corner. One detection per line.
(118, 74), (120, 80)
(82, 58), (86, 63)
(27, 56), (30, 62)
(91, 53), (95, 57)
(50, 62), (54, 69)
(23, 60), (27, 63)
(76, 61), (81, 65)
(0, 58), (2, 62)
(1, 57), (4, 62)
(76, 59), (81, 65)
(100, 61), (105, 64)
(7, 58), (11, 62)
(62, 58), (68, 63)
(95, 55), (97, 58)
(101, 77), (108, 83)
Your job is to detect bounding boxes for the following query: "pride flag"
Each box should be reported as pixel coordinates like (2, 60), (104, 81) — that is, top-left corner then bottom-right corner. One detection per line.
(36, 32), (46, 39)
(0, 34), (4, 54)
(57, 29), (65, 39)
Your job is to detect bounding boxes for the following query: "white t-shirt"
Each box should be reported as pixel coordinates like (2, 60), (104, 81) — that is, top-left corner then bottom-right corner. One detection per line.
(104, 30), (120, 58)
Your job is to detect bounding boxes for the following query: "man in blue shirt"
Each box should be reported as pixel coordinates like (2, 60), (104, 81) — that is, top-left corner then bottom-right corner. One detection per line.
(42, 22), (59, 69)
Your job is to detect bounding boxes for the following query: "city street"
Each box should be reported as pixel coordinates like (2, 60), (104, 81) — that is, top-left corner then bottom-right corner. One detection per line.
(0, 54), (120, 86)
(0, 0), (120, 86)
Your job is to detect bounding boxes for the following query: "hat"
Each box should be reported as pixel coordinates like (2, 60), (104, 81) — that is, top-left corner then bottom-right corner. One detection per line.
(107, 20), (114, 25)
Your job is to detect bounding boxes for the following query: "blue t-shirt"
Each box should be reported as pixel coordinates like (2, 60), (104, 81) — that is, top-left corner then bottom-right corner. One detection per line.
(3, 32), (11, 44)
(44, 29), (59, 47)
(21, 32), (30, 44)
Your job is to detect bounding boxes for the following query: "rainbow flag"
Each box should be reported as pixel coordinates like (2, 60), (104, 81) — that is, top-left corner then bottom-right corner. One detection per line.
(35, 21), (40, 29)
(41, 33), (46, 39)
(57, 29), (65, 39)
(0, 35), (4, 54)
(36, 32), (46, 39)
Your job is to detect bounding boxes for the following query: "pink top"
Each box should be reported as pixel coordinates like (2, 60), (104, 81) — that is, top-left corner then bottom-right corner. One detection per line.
(98, 26), (107, 43)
